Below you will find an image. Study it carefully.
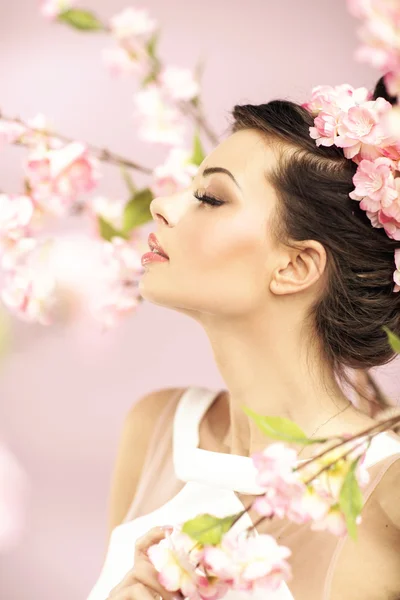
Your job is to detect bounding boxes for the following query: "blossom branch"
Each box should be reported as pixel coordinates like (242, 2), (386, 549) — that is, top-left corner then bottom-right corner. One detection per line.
(0, 110), (153, 175)
(294, 413), (400, 474)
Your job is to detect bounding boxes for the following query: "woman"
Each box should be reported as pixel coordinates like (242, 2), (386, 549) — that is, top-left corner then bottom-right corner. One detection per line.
(88, 77), (400, 600)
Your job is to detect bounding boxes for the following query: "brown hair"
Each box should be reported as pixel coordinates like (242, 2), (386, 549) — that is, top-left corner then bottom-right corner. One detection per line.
(229, 77), (400, 381)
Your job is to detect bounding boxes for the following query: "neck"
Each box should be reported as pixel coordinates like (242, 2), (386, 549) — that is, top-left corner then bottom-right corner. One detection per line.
(201, 307), (352, 457)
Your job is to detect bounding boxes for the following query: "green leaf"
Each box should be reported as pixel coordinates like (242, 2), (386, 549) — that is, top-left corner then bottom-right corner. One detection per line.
(120, 166), (137, 196)
(242, 406), (319, 445)
(98, 216), (127, 242)
(339, 458), (364, 541)
(58, 9), (105, 31)
(190, 130), (206, 166)
(146, 31), (160, 60)
(383, 326), (400, 354)
(122, 188), (153, 234)
(182, 512), (241, 545)
(141, 71), (157, 87)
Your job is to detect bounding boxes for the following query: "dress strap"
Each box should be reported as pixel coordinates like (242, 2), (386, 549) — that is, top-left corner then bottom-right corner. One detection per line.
(173, 386), (267, 494)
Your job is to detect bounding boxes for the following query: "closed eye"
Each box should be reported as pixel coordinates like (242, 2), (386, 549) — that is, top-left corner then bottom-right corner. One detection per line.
(193, 190), (225, 207)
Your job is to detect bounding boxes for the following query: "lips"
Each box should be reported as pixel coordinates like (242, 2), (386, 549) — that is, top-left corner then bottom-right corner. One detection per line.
(148, 233), (169, 258)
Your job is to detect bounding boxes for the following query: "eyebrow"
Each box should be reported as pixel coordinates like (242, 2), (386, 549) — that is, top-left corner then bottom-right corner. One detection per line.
(201, 167), (242, 191)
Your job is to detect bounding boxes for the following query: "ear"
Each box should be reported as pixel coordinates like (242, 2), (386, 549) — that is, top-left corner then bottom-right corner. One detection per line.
(269, 240), (327, 296)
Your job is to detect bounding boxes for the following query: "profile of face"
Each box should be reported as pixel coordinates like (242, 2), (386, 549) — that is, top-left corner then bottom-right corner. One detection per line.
(139, 128), (326, 323)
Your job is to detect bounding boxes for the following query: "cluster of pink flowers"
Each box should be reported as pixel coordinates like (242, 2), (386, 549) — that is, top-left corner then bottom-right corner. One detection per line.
(147, 439), (371, 600)
(0, 124), (148, 326)
(347, 0), (400, 97)
(303, 83), (400, 291)
(252, 441), (369, 537)
(0, 4), (202, 328)
(148, 526), (292, 600)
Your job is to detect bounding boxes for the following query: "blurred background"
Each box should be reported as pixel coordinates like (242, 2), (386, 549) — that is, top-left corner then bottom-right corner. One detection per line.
(0, 1), (399, 598)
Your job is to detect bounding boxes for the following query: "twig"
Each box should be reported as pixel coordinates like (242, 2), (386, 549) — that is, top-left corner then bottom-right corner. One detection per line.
(294, 414), (400, 473)
(0, 111), (153, 175)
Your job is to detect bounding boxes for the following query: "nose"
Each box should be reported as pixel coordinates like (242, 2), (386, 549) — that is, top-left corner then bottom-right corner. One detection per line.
(150, 195), (169, 225)
(150, 191), (190, 226)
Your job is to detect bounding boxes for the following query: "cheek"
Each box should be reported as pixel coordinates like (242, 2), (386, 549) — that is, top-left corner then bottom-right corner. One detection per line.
(180, 218), (269, 309)
(190, 218), (266, 267)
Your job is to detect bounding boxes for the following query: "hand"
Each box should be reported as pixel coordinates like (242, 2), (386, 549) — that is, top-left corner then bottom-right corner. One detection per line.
(106, 526), (184, 600)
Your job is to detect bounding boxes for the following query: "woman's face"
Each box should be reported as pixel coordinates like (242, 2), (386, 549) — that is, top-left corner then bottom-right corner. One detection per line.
(139, 128), (282, 319)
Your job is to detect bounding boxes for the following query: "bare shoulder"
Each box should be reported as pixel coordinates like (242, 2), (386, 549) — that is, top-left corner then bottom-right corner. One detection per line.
(106, 386), (187, 542)
(330, 451), (400, 599)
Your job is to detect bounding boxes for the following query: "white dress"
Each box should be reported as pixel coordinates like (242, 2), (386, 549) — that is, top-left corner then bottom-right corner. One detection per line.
(86, 386), (400, 600)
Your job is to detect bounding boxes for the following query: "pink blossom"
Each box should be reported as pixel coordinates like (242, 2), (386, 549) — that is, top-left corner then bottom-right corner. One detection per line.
(40, 0), (75, 20)
(336, 99), (392, 160)
(148, 530), (225, 600)
(25, 142), (101, 215)
(377, 208), (400, 241)
(102, 46), (148, 78)
(307, 85), (374, 149)
(151, 147), (198, 197)
(311, 506), (350, 536)
(89, 238), (143, 328)
(309, 110), (342, 147)
(364, 178), (400, 240)
(1, 268), (58, 325)
(350, 1), (400, 74)
(18, 114), (62, 150)
(109, 7), (157, 42)
(133, 84), (187, 145)
(202, 532), (291, 593)
(0, 236), (38, 272)
(0, 236), (60, 325)
(349, 157), (398, 211)
(0, 120), (26, 147)
(287, 487), (331, 524)
(303, 84), (369, 114)
(0, 194), (34, 241)
(158, 66), (200, 102)
(252, 443), (306, 520)
(100, 237), (143, 282)
(252, 443), (298, 487)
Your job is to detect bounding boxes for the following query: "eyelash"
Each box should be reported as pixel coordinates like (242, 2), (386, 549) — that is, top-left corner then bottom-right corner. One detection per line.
(193, 190), (225, 207)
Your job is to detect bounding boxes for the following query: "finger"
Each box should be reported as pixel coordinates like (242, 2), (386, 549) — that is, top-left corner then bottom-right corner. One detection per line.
(135, 526), (173, 554)
(107, 568), (137, 597)
(108, 581), (157, 600)
(131, 561), (179, 600)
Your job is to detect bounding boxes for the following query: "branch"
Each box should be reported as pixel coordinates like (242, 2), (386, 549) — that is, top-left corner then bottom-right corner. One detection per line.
(0, 110), (153, 175)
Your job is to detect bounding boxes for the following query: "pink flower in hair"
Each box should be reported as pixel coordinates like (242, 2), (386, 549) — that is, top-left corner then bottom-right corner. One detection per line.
(309, 109), (341, 147)
(349, 157), (398, 211)
(303, 84), (370, 114)
(378, 209), (400, 241)
(335, 98), (392, 160)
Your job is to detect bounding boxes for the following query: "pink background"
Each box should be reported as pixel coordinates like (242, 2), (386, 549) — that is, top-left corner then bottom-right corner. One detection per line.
(1, 1), (400, 598)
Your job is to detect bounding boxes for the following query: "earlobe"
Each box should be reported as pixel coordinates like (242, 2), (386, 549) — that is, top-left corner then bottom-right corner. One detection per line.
(270, 242), (326, 296)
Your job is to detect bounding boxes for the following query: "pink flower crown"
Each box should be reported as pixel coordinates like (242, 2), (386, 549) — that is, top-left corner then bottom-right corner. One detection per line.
(302, 84), (400, 292)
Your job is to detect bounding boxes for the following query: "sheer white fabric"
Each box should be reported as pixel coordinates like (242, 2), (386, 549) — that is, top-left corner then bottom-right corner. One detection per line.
(86, 386), (400, 600)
